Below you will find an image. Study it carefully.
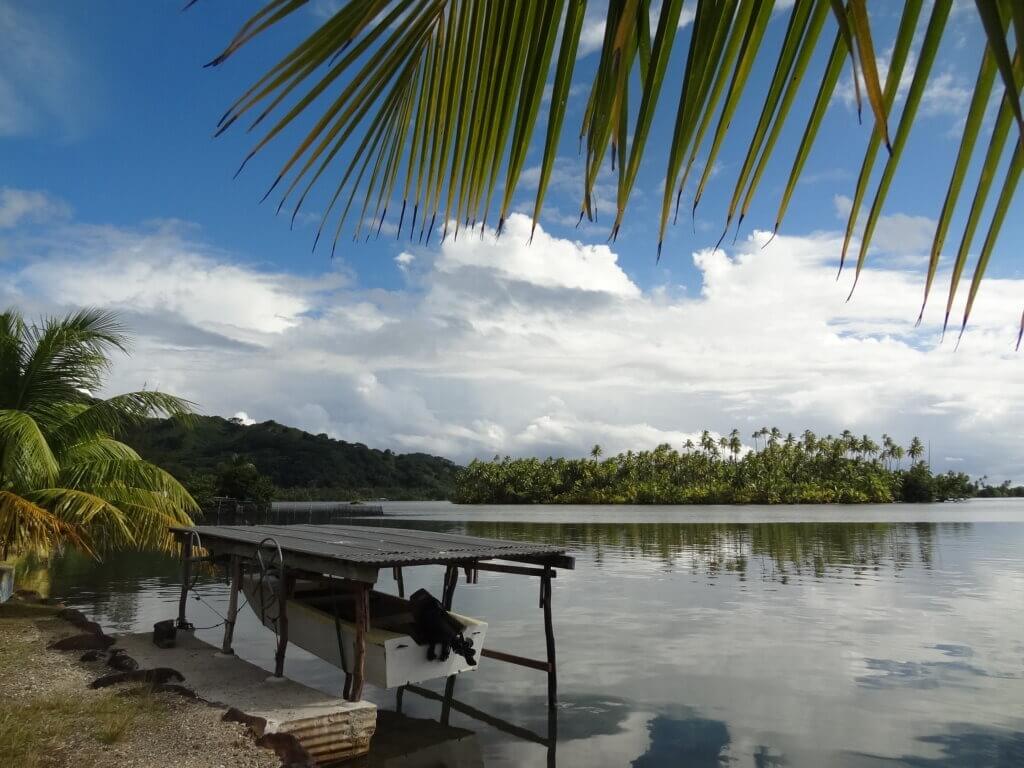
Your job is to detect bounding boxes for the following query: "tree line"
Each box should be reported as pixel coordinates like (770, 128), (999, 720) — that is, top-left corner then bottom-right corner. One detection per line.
(453, 429), (1003, 505)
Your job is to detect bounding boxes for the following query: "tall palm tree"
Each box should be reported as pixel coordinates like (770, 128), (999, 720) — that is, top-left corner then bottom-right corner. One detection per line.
(0, 309), (197, 559)
(907, 436), (925, 463)
(195, 0), (1024, 344)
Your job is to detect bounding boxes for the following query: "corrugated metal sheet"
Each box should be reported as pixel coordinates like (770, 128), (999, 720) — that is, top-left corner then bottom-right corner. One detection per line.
(171, 523), (573, 569)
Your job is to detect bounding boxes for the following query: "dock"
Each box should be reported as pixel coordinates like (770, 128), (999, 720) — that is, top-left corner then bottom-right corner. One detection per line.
(169, 523), (574, 763)
(115, 631), (376, 765)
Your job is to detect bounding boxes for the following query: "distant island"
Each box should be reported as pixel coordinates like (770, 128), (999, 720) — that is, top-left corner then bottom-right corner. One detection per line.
(125, 418), (1022, 507)
(124, 415), (460, 504)
(453, 430), (1023, 505)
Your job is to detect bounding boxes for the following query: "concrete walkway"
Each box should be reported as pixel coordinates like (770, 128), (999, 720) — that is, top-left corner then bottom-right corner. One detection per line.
(116, 631), (376, 765)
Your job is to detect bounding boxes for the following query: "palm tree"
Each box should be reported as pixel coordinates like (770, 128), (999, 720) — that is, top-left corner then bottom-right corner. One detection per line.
(0, 309), (197, 559)
(590, 443), (603, 459)
(908, 436), (925, 463)
(729, 429), (743, 461)
(197, 0), (1024, 344)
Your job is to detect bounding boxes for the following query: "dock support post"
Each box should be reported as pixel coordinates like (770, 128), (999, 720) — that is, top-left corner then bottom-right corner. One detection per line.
(348, 583), (370, 701)
(176, 534), (192, 630)
(220, 556), (241, 655)
(440, 675), (457, 725)
(542, 568), (557, 709)
(441, 565), (458, 610)
(274, 570), (293, 677)
(393, 566), (405, 598)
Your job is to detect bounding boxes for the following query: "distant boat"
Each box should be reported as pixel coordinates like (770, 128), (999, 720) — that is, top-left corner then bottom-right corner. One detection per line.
(243, 575), (487, 689)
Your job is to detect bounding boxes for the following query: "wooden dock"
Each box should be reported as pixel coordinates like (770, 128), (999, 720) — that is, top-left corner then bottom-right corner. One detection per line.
(171, 523), (573, 709)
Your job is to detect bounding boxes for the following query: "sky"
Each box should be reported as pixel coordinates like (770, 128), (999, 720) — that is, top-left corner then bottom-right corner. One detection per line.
(1, 1), (1022, 480)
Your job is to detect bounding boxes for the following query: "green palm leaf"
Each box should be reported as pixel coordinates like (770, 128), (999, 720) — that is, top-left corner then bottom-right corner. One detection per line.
(192, 0), (1024, 343)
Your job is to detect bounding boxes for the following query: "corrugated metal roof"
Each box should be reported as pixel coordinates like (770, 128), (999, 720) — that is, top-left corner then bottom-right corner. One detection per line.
(170, 523), (573, 570)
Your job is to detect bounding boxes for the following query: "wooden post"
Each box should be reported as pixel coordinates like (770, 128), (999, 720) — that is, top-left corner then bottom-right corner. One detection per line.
(176, 534), (192, 629)
(441, 674), (456, 725)
(542, 568), (557, 708)
(393, 566), (405, 598)
(547, 704), (558, 768)
(274, 571), (292, 677)
(348, 583), (370, 701)
(442, 565), (458, 610)
(395, 685), (405, 713)
(220, 556), (242, 655)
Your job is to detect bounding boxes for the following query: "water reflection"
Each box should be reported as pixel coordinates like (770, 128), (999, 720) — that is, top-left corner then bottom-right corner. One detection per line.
(37, 516), (1024, 768)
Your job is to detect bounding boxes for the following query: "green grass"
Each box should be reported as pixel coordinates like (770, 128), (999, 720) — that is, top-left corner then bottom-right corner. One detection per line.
(0, 608), (169, 768)
(0, 691), (167, 766)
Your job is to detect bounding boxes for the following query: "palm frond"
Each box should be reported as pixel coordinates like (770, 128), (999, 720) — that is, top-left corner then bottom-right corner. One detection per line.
(14, 308), (127, 413)
(49, 390), (195, 453)
(196, 0), (1024, 340)
(0, 491), (77, 560)
(0, 410), (60, 491)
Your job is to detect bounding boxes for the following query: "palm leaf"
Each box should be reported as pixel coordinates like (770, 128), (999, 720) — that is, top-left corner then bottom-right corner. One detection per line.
(0, 490), (77, 560)
(918, 42), (998, 323)
(846, 0), (891, 150)
(957, 140), (1023, 342)
(847, 0), (952, 295)
(838, 0), (923, 272)
(0, 410), (59, 491)
(192, 0), (1024, 342)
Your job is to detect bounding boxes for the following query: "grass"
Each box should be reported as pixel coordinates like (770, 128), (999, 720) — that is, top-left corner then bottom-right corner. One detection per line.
(0, 692), (167, 766)
(0, 604), (170, 768)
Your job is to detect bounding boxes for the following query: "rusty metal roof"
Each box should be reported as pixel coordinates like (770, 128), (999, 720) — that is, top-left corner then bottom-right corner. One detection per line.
(171, 523), (573, 576)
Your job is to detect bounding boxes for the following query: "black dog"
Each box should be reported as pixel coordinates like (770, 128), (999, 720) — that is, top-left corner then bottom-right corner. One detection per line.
(408, 589), (477, 666)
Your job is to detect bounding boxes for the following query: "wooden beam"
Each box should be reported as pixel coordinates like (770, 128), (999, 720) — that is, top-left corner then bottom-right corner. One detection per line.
(220, 556), (242, 655)
(472, 562), (555, 578)
(393, 566), (404, 598)
(348, 584), (369, 700)
(480, 647), (550, 672)
(173, 534), (380, 584)
(542, 569), (557, 708)
(176, 534), (192, 629)
(512, 553), (576, 570)
(273, 571), (293, 677)
(441, 564), (458, 610)
(402, 685), (550, 747)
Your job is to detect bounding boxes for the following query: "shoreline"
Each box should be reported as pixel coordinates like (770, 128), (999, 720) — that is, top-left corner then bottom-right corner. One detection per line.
(0, 595), (281, 768)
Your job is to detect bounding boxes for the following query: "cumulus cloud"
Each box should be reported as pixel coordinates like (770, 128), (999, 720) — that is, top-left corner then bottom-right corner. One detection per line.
(2, 210), (1023, 480)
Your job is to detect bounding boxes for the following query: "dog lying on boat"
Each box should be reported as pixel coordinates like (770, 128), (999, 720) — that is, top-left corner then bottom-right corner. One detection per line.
(408, 588), (477, 666)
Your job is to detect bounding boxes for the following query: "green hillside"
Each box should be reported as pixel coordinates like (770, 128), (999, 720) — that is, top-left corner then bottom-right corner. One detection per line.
(123, 415), (460, 500)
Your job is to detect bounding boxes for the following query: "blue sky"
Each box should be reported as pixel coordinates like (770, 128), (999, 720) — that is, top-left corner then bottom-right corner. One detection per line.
(2, 1), (1023, 479)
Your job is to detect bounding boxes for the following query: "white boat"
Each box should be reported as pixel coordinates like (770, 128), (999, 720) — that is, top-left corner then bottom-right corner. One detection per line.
(243, 575), (487, 688)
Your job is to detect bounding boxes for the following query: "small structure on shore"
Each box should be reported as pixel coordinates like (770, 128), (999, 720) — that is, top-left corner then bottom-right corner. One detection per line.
(169, 522), (573, 762)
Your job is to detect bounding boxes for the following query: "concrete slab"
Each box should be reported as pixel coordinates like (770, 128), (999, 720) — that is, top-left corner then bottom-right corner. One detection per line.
(116, 631), (376, 765)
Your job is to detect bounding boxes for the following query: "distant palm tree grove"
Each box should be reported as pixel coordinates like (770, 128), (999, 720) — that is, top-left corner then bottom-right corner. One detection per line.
(453, 429), (997, 505)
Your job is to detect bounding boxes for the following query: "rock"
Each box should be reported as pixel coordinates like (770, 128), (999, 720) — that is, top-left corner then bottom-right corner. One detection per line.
(49, 633), (115, 651)
(107, 649), (139, 672)
(90, 667), (185, 689)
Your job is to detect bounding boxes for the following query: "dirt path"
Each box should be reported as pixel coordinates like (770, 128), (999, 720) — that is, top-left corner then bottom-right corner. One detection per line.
(0, 599), (281, 768)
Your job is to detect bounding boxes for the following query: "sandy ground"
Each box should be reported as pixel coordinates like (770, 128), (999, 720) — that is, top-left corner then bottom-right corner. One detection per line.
(0, 600), (282, 768)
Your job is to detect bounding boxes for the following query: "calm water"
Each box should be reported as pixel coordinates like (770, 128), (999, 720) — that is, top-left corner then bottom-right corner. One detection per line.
(38, 500), (1024, 767)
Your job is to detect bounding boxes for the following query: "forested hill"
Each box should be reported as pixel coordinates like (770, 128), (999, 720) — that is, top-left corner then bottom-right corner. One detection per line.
(123, 415), (460, 500)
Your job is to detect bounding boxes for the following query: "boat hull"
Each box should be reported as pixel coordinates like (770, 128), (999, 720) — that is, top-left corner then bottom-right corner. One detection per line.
(243, 575), (486, 689)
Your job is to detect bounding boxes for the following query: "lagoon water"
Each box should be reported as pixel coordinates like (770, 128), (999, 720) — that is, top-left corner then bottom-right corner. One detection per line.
(41, 500), (1024, 767)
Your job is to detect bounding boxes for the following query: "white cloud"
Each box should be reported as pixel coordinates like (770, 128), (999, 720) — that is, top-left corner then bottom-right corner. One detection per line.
(0, 188), (70, 229)
(832, 194), (935, 262)
(232, 411), (255, 426)
(3, 211), (1024, 481)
